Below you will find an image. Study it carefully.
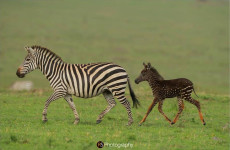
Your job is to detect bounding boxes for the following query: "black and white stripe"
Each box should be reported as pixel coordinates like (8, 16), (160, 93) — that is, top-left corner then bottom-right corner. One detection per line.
(61, 63), (128, 98)
(16, 46), (139, 125)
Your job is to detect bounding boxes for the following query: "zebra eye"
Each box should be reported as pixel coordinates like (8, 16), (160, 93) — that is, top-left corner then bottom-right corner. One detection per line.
(141, 70), (146, 75)
(26, 58), (30, 61)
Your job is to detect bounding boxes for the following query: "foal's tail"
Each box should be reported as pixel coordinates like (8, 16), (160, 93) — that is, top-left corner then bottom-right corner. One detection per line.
(127, 78), (140, 108)
(193, 87), (199, 98)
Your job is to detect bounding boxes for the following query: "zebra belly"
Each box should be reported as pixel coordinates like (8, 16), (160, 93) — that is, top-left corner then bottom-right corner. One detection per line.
(68, 85), (107, 98)
(67, 88), (75, 95)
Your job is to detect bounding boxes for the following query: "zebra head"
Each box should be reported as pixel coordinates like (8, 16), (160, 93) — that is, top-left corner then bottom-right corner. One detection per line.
(16, 46), (38, 78)
(135, 62), (152, 84)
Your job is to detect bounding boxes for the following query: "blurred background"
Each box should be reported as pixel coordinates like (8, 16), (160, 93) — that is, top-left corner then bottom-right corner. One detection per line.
(0, 0), (228, 95)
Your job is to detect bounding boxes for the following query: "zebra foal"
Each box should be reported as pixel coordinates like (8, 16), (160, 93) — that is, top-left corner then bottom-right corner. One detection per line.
(16, 46), (140, 125)
(135, 63), (206, 126)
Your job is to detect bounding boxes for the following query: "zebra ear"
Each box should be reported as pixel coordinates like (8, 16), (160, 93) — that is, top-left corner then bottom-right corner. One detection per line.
(147, 63), (151, 68)
(143, 62), (147, 68)
(25, 46), (35, 55)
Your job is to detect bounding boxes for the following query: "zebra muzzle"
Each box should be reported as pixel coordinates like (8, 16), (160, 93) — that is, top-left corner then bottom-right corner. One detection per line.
(135, 79), (140, 84)
(16, 68), (25, 78)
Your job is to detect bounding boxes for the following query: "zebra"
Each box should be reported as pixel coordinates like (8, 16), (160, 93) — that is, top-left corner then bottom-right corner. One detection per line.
(16, 45), (140, 125)
(135, 63), (205, 126)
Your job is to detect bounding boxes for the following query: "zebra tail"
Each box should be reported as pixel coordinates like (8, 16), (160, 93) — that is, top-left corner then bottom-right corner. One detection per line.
(127, 78), (140, 108)
(193, 87), (199, 98)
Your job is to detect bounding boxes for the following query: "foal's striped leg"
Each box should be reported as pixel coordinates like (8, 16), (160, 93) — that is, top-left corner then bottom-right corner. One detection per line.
(171, 98), (184, 125)
(139, 97), (159, 126)
(184, 97), (206, 125)
(96, 90), (116, 124)
(158, 100), (171, 123)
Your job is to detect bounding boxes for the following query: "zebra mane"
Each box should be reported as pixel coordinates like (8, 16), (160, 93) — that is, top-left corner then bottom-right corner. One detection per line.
(31, 45), (63, 61)
(150, 67), (164, 81)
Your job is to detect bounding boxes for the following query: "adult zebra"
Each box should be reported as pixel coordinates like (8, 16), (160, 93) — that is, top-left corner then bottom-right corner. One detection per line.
(16, 46), (140, 125)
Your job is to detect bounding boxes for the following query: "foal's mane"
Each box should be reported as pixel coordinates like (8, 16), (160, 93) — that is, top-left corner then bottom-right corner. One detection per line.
(150, 67), (164, 80)
(31, 45), (63, 61)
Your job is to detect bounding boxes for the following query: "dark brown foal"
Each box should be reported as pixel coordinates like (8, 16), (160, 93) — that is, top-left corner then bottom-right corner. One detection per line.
(135, 63), (206, 126)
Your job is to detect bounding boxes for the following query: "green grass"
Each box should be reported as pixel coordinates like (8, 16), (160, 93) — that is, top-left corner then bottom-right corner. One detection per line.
(0, 89), (229, 150)
(0, 0), (229, 94)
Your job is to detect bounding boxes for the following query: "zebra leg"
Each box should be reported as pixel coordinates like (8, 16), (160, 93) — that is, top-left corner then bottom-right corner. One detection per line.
(139, 97), (159, 126)
(171, 98), (184, 125)
(42, 91), (66, 122)
(184, 97), (206, 125)
(158, 100), (171, 123)
(96, 90), (116, 124)
(114, 94), (133, 126)
(181, 99), (184, 110)
(64, 94), (80, 125)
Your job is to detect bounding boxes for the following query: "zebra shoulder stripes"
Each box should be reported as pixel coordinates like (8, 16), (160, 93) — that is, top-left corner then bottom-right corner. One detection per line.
(16, 45), (140, 125)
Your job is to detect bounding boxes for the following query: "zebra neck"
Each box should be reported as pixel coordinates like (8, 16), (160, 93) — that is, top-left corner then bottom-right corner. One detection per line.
(38, 57), (64, 83)
(148, 78), (159, 93)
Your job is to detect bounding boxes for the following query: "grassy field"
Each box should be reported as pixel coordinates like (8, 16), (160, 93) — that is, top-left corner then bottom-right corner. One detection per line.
(0, 89), (229, 150)
(0, 0), (229, 150)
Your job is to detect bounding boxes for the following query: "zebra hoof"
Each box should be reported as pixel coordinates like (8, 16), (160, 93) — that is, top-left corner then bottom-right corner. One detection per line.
(74, 119), (80, 125)
(126, 121), (133, 126)
(96, 120), (102, 124)
(203, 122), (206, 125)
(42, 119), (48, 123)
(170, 122), (175, 125)
(139, 123), (142, 126)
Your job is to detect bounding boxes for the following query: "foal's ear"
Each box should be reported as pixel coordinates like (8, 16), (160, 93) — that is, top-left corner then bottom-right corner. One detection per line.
(143, 62), (147, 68)
(147, 63), (151, 68)
(146, 63), (152, 70)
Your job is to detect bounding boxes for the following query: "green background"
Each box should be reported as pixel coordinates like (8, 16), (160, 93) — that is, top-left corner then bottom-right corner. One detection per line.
(0, 0), (229, 150)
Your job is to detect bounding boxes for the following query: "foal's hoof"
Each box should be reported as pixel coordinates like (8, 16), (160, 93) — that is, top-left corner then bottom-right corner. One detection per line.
(96, 120), (102, 124)
(139, 123), (142, 126)
(170, 122), (175, 125)
(203, 122), (206, 126)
